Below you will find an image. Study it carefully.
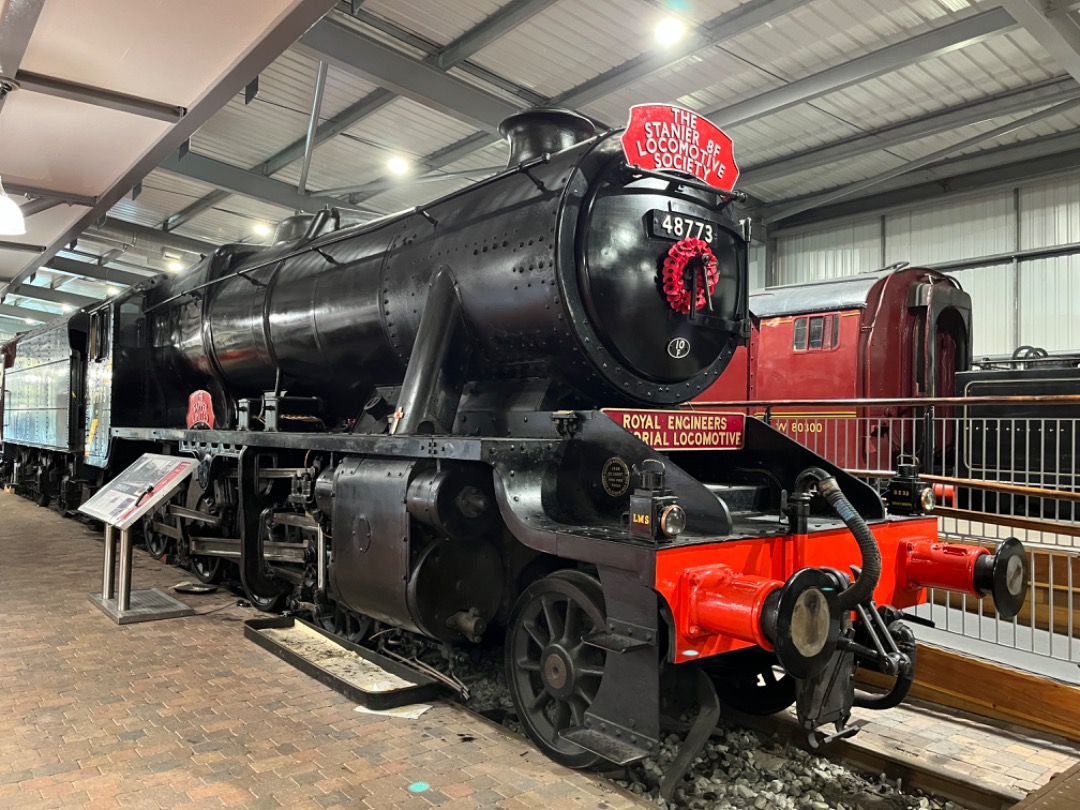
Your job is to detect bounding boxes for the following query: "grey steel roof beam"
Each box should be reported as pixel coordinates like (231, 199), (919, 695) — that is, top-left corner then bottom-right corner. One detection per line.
(0, 241), (44, 253)
(169, 2), (550, 228)
(339, 5), (542, 103)
(14, 71), (186, 122)
(741, 77), (1080, 186)
(343, 132), (496, 203)
(707, 8), (1017, 127)
(297, 62), (330, 196)
(326, 166), (503, 196)
(0, 0), (45, 115)
(553, 0), (809, 109)
(0, 0), (340, 302)
(89, 217), (217, 257)
(2, 182), (97, 207)
(0, 315), (35, 332)
(164, 88), (398, 232)
(261, 88), (397, 177)
(764, 97), (1080, 224)
(0, 304), (45, 323)
(159, 152), (357, 215)
(297, 18), (522, 132)
(1002, 0), (1080, 84)
(13, 286), (99, 308)
(763, 130), (1080, 230)
(351, 2), (1003, 205)
(436, 0), (557, 69)
(19, 197), (63, 217)
(163, 190), (230, 233)
(46, 256), (146, 287)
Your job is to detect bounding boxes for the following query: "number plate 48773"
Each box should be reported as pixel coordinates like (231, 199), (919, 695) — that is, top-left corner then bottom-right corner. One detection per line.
(650, 210), (718, 244)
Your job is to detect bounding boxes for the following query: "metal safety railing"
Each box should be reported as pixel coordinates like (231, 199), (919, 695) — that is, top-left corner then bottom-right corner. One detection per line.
(694, 395), (1080, 666)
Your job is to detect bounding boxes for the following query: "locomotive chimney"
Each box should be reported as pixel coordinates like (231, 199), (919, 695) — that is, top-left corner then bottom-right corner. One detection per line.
(499, 108), (596, 166)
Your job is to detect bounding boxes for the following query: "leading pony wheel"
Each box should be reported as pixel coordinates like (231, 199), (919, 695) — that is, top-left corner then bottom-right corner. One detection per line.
(506, 570), (607, 769)
(706, 649), (796, 716)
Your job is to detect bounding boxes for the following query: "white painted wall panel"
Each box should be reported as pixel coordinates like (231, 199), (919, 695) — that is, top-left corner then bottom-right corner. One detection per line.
(884, 190), (1014, 266)
(1018, 255), (1080, 352)
(775, 219), (880, 285)
(946, 265), (1015, 358)
(1019, 171), (1080, 250)
(749, 242), (765, 292)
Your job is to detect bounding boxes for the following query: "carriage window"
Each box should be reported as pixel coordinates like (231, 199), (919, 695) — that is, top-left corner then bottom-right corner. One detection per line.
(89, 308), (111, 361)
(793, 318), (808, 351)
(794, 314), (840, 352)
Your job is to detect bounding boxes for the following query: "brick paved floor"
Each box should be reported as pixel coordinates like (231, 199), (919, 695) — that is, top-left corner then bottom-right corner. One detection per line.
(0, 491), (646, 810)
(4, 490), (1080, 809)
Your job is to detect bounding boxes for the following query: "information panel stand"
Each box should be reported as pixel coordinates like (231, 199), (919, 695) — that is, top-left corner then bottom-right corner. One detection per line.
(79, 454), (198, 624)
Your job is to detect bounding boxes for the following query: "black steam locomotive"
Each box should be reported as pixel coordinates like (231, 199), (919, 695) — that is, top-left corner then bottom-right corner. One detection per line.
(1, 106), (1028, 780)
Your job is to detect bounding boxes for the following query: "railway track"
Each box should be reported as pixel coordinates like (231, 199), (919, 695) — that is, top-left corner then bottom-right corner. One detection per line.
(244, 610), (1013, 810)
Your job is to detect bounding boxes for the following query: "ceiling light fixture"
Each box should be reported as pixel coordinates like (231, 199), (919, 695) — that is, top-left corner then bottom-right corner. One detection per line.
(252, 222), (272, 237)
(387, 156), (410, 175)
(61, 304), (73, 313)
(106, 286), (119, 297)
(167, 260), (184, 273)
(655, 17), (686, 46)
(23, 317), (34, 325)
(0, 176), (27, 236)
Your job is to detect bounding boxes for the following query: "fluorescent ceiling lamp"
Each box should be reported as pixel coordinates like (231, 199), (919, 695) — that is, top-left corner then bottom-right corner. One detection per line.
(0, 177), (27, 236)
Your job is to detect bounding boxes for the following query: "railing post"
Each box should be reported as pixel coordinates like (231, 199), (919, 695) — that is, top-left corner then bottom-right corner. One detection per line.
(922, 404), (936, 472)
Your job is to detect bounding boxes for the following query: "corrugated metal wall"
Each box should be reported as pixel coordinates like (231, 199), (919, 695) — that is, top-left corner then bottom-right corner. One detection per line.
(772, 169), (1080, 355)
(775, 220), (881, 284)
(749, 241), (765, 292)
(885, 190), (1015, 265)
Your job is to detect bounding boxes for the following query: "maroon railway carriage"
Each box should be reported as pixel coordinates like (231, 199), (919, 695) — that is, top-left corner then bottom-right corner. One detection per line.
(698, 265), (972, 470)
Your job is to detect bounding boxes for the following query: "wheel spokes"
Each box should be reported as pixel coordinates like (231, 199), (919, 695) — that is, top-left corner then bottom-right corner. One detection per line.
(569, 695), (588, 727)
(561, 600), (582, 645)
(539, 595), (563, 642)
(551, 700), (571, 742)
(578, 663), (605, 679)
(523, 618), (549, 649)
(530, 688), (553, 712)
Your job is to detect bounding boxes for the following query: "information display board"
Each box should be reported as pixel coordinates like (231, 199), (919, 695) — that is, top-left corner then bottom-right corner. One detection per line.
(79, 453), (197, 529)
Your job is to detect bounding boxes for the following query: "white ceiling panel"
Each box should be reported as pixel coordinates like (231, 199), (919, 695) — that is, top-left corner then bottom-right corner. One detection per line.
(109, 170), (221, 229)
(727, 105), (865, 166)
(581, 48), (784, 127)
(37, 0), (1072, 265)
(468, 0), (655, 97)
(743, 150), (909, 202)
(174, 195), (295, 246)
(0, 0), (329, 296)
(362, 0), (505, 47)
(0, 92), (169, 196)
(20, 0), (300, 107)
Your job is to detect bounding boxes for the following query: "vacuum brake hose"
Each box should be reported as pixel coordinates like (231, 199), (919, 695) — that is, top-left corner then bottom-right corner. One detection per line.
(795, 467), (882, 611)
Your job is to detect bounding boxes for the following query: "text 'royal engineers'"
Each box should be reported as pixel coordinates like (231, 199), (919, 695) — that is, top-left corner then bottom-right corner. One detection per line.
(602, 409), (745, 451)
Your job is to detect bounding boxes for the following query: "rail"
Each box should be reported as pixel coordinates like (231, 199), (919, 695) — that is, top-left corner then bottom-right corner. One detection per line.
(693, 395), (1080, 667)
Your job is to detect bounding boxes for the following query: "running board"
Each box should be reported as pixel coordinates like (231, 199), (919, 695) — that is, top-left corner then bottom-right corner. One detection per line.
(559, 727), (650, 765)
(244, 616), (443, 710)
